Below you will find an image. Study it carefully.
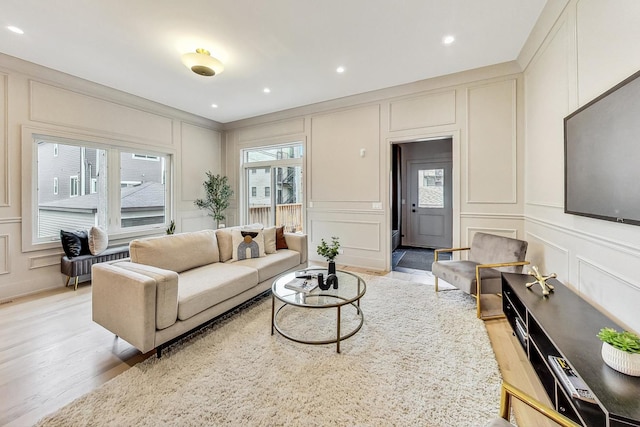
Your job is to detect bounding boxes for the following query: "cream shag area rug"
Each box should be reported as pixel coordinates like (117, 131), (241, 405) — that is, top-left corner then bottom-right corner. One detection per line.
(37, 275), (502, 426)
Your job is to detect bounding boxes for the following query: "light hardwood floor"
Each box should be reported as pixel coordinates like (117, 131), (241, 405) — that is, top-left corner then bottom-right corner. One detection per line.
(0, 268), (554, 427)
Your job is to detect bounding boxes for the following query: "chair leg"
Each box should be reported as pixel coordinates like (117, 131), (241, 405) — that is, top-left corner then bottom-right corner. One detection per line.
(74, 277), (79, 291)
(434, 276), (439, 292)
(65, 276), (71, 287)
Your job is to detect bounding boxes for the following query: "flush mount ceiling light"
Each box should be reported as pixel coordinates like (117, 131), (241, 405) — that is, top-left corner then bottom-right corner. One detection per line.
(181, 48), (224, 77)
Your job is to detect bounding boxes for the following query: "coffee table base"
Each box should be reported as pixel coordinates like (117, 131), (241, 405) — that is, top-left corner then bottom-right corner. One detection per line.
(271, 293), (364, 353)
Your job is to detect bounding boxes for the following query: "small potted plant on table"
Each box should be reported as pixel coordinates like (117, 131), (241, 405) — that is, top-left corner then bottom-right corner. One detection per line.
(317, 236), (340, 275)
(597, 327), (640, 376)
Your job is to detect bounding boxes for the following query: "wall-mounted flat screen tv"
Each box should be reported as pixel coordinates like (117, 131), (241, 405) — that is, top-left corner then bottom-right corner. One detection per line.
(564, 69), (640, 226)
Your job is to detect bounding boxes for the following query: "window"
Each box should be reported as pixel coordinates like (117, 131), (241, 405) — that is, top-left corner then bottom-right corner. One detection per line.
(69, 176), (79, 197)
(132, 153), (159, 161)
(53, 144), (58, 157)
(418, 168), (444, 209)
(34, 136), (171, 242)
(243, 143), (304, 232)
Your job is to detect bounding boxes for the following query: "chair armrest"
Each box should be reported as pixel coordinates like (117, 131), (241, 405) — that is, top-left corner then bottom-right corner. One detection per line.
(434, 247), (471, 261)
(498, 382), (580, 427)
(476, 261), (530, 293)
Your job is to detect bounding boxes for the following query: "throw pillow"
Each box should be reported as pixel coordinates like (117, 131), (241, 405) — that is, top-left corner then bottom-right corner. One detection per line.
(263, 226), (277, 254)
(231, 229), (265, 261)
(60, 229), (90, 258)
(88, 226), (109, 255)
(275, 226), (288, 250)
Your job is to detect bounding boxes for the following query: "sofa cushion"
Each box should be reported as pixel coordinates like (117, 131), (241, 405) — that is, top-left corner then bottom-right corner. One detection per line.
(276, 226), (288, 249)
(130, 229), (219, 273)
(264, 226), (277, 254)
(231, 229), (266, 261)
(88, 226), (109, 255)
(177, 263), (259, 320)
(113, 262), (179, 330)
(60, 229), (90, 258)
(234, 249), (301, 283)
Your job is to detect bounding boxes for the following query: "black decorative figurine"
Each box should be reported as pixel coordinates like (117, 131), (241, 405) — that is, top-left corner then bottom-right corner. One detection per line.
(318, 273), (331, 290)
(326, 273), (338, 289)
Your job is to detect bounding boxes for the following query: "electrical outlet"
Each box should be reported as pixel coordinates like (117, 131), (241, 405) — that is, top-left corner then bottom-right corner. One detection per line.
(338, 249), (344, 254)
(372, 202), (382, 210)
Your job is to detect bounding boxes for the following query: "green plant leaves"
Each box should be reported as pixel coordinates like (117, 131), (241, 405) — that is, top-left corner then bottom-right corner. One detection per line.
(598, 327), (640, 354)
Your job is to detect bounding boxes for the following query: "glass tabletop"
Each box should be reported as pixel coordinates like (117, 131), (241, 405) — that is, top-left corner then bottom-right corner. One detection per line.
(272, 268), (366, 308)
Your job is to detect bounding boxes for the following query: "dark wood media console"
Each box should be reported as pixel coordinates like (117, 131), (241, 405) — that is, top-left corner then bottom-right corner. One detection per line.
(502, 273), (640, 427)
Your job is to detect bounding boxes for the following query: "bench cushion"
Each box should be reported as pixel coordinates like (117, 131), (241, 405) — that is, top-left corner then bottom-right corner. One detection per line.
(61, 245), (130, 277)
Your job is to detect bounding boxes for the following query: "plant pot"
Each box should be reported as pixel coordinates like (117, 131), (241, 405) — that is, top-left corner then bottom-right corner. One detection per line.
(601, 342), (640, 376)
(328, 260), (336, 275)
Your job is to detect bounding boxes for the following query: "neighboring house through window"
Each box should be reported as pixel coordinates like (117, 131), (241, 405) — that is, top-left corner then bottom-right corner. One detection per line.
(69, 176), (79, 197)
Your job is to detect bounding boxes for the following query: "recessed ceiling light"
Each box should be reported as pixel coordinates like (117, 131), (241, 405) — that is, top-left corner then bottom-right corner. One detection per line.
(336, 66), (345, 73)
(263, 88), (271, 94)
(443, 35), (455, 45)
(7, 26), (24, 34)
(211, 104), (218, 108)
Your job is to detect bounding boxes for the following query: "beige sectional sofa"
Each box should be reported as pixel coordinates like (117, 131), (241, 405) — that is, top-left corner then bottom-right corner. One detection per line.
(91, 227), (307, 356)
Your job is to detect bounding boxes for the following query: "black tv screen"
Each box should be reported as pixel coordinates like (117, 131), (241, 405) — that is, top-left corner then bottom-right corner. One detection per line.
(564, 69), (640, 226)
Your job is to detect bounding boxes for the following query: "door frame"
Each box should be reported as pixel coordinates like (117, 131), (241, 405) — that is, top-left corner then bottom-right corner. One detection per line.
(387, 131), (461, 271)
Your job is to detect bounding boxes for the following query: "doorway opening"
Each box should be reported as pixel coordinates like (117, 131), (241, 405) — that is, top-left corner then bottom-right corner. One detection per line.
(391, 138), (453, 272)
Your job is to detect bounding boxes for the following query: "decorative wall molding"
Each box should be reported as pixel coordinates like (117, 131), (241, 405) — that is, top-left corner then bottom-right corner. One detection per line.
(29, 81), (174, 146)
(526, 215), (640, 257)
(524, 231), (570, 279)
(0, 217), (21, 225)
(459, 212), (525, 221)
(0, 234), (9, 274)
(0, 72), (8, 207)
(310, 219), (381, 252)
(388, 90), (456, 132)
(28, 252), (62, 270)
(465, 227), (518, 242)
(465, 79), (518, 204)
(237, 118), (305, 142)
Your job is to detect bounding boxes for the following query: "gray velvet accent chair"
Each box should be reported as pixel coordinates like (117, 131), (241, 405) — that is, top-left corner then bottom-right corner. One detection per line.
(431, 232), (529, 319)
(485, 382), (580, 427)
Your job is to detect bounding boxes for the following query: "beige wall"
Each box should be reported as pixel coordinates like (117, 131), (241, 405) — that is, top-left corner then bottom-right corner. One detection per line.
(0, 53), (223, 300)
(224, 63), (526, 271)
(520, 0), (640, 333)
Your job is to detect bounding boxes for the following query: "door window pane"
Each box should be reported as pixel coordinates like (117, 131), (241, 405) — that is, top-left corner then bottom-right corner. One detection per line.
(418, 169), (444, 208)
(275, 166), (303, 232)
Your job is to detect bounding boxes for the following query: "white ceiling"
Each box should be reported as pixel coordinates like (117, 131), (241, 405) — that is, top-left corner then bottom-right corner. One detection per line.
(1, 0), (546, 124)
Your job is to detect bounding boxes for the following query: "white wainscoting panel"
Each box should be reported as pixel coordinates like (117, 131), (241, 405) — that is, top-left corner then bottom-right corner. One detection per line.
(29, 81), (174, 146)
(577, 256), (640, 332)
(0, 73), (7, 207)
(388, 90), (456, 132)
(180, 123), (221, 201)
(310, 219), (380, 252)
(237, 118), (305, 142)
(466, 79), (517, 204)
(525, 231), (569, 281)
(0, 234), (8, 274)
(28, 252), (61, 270)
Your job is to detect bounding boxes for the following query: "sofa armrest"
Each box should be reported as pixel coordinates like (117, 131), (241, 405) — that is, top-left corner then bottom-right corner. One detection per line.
(284, 233), (308, 264)
(92, 263), (176, 353)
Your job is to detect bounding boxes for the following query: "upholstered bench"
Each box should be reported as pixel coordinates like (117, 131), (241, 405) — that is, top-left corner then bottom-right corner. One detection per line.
(61, 246), (130, 290)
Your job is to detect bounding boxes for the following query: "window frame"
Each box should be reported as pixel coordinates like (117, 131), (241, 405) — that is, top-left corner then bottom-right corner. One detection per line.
(22, 128), (175, 251)
(240, 141), (304, 230)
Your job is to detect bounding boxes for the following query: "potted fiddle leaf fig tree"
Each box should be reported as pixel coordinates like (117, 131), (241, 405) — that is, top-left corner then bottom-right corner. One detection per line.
(194, 172), (234, 229)
(317, 236), (340, 275)
(597, 327), (640, 376)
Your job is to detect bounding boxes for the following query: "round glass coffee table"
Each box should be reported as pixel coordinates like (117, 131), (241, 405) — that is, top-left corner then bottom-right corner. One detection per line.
(271, 268), (366, 353)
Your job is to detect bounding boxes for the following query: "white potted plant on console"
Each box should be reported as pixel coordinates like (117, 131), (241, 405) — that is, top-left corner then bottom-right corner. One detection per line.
(598, 327), (640, 376)
(317, 236), (340, 275)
